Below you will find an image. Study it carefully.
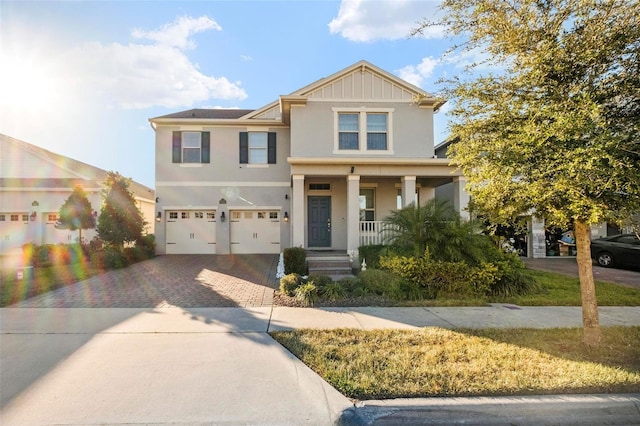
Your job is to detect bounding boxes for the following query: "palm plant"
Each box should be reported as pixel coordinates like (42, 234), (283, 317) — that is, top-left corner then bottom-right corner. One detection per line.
(382, 198), (492, 264)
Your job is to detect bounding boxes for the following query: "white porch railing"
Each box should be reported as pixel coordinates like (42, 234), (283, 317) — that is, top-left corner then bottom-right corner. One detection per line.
(359, 221), (394, 246)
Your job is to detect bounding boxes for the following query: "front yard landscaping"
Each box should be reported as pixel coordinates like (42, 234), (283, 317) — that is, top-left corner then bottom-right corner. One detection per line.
(270, 326), (640, 399)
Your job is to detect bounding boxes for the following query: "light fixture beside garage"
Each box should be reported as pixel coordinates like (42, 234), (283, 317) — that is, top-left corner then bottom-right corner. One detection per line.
(220, 211), (226, 222)
(156, 211), (162, 222)
(284, 212), (289, 222)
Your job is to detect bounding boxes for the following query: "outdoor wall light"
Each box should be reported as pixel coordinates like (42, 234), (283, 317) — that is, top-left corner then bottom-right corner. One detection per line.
(284, 211), (289, 222)
(350, 166), (355, 173)
(156, 211), (162, 222)
(30, 211), (37, 221)
(220, 211), (226, 222)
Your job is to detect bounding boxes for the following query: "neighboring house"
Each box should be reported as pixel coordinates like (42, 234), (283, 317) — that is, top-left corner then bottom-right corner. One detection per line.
(0, 134), (155, 257)
(150, 60), (469, 263)
(433, 136), (637, 258)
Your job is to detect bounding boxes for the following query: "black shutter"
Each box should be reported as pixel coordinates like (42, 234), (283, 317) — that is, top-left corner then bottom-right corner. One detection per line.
(239, 132), (248, 164)
(201, 132), (210, 163)
(267, 132), (276, 164)
(172, 131), (182, 163)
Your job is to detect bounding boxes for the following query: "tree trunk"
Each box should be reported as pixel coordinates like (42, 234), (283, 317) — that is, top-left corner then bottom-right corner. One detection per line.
(574, 220), (601, 346)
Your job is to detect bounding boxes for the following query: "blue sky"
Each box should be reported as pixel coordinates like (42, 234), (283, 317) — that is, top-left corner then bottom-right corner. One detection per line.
(0, 0), (476, 189)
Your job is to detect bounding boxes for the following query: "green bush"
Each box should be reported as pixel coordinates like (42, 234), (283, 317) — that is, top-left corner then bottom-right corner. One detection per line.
(136, 234), (156, 259)
(284, 247), (307, 275)
(280, 273), (303, 296)
(359, 268), (403, 299)
(104, 247), (129, 269)
(307, 274), (333, 289)
(294, 282), (319, 307)
(358, 245), (386, 269)
(320, 282), (349, 301)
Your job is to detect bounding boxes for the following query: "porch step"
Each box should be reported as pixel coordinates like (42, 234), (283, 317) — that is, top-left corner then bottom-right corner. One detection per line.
(306, 252), (353, 280)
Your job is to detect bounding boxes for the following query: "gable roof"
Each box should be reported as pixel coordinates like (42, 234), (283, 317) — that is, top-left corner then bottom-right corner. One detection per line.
(0, 134), (154, 201)
(149, 60), (446, 126)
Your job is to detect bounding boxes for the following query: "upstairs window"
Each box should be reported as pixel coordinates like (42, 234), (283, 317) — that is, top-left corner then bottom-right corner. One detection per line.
(172, 131), (210, 164)
(334, 108), (394, 153)
(239, 132), (277, 164)
(367, 113), (387, 150)
(338, 113), (359, 150)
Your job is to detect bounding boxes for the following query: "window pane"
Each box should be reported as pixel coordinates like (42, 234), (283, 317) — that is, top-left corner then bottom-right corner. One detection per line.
(182, 132), (201, 148)
(183, 148), (201, 163)
(249, 149), (267, 164)
(339, 113), (359, 131)
(367, 133), (387, 150)
(249, 132), (268, 148)
(339, 133), (359, 150)
(367, 113), (387, 131)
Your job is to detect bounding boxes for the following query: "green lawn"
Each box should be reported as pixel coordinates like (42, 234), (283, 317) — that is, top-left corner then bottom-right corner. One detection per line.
(493, 270), (640, 306)
(0, 262), (104, 307)
(271, 326), (640, 400)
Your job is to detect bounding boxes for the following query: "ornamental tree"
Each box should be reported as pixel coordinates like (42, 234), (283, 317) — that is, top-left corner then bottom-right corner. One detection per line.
(57, 184), (95, 242)
(97, 171), (144, 251)
(415, 0), (640, 345)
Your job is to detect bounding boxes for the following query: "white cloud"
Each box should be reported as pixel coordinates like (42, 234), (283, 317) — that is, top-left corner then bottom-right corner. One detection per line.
(240, 55), (253, 62)
(396, 56), (439, 87)
(132, 15), (222, 49)
(67, 16), (247, 109)
(328, 0), (444, 42)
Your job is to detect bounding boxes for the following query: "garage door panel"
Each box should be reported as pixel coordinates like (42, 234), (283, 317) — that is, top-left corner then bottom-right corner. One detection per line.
(230, 210), (280, 254)
(166, 210), (216, 254)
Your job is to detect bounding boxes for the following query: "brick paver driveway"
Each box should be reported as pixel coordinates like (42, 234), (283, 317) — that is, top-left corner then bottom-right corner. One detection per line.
(13, 255), (279, 308)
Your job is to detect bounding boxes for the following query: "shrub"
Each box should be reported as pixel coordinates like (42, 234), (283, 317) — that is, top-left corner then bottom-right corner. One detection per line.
(307, 274), (333, 289)
(358, 245), (386, 269)
(320, 282), (348, 301)
(294, 282), (318, 307)
(104, 247), (129, 269)
(280, 273), (303, 296)
(359, 269), (403, 298)
(136, 234), (156, 259)
(284, 247), (307, 275)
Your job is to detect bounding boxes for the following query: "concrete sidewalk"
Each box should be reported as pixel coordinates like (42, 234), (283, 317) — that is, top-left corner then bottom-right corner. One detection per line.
(2, 306), (639, 425)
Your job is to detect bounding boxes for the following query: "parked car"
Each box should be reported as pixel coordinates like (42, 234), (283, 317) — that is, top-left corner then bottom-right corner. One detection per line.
(590, 234), (640, 268)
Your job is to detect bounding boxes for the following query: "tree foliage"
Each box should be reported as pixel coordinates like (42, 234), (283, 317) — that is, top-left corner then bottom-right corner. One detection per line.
(416, 0), (640, 345)
(57, 185), (95, 242)
(97, 171), (144, 250)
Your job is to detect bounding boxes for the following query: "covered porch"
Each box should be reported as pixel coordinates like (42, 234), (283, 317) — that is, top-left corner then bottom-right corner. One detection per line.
(288, 158), (469, 265)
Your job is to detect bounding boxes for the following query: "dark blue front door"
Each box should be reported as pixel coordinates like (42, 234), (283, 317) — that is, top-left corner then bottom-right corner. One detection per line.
(308, 196), (331, 247)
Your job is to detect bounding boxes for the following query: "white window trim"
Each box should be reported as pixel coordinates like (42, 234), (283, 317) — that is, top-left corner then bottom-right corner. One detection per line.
(248, 132), (269, 165)
(332, 107), (394, 155)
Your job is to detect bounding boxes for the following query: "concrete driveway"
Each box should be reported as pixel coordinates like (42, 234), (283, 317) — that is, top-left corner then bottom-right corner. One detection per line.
(12, 254), (279, 308)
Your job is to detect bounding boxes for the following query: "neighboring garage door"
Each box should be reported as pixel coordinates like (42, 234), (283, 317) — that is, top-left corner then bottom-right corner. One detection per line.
(230, 210), (280, 254)
(44, 213), (74, 244)
(166, 210), (216, 254)
(0, 212), (29, 253)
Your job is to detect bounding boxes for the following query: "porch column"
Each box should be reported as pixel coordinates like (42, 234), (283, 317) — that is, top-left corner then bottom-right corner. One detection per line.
(529, 216), (546, 258)
(292, 174), (305, 248)
(346, 174), (360, 266)
(401, 176), (416, 207)
(452, 176), (470, 220)
(418, 186), (435, 206)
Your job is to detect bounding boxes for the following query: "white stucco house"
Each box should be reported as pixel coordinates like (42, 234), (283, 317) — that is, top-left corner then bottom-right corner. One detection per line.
(0, 134), (155, 257)
(150, 60), (470, 264)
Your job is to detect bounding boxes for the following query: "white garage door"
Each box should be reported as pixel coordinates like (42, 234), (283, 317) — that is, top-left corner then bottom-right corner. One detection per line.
(166, 210), (216, 254)
(0, 212), (29, 254)
(230, 210), (281, 254)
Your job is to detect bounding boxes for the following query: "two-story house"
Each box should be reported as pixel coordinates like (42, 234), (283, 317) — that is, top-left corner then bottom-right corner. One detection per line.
(0, 134), (155, 260)
(150, 60), (469, 264)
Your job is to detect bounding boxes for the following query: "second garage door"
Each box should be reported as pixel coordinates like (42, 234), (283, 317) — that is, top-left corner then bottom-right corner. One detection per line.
(166, 210), (216, 254)
(230, 210), (280, 254)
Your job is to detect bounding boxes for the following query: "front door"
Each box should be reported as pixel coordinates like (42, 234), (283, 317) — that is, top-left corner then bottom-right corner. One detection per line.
(308, 196), (331, 247)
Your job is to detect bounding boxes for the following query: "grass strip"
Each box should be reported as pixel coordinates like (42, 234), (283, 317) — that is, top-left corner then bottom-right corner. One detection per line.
(271, 326), (640, 400)
(496, 270), (640, 306)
